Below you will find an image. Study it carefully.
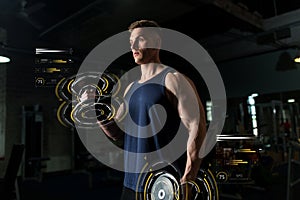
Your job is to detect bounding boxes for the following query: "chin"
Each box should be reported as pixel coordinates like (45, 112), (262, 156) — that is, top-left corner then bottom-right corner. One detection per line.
(134, 59), (143, 64)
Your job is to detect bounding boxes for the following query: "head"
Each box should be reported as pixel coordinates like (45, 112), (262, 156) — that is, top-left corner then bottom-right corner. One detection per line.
(128, 20), (161, 64)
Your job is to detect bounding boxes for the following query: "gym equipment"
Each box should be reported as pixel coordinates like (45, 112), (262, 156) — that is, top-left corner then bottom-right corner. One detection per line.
(57, 100), (76, 127)
(147, 171), (179, 200)
(21, 105), (49, 180)
(0, 144), (25, 200)
(286, 141), (300, 200)
(142, 162), (219, 200)
(72, 101), (115, 128)
(55, 72), (121, 128)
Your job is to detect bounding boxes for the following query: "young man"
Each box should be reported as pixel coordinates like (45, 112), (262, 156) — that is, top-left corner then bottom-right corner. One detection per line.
(96, 20), (206, 199)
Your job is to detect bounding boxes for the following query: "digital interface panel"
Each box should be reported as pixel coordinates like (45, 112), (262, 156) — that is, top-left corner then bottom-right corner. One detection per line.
(34, 48), (77, 88)
(212, 136), (260, 185)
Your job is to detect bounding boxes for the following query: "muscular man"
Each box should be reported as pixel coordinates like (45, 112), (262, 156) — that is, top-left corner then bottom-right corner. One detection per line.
(83, 20), (206, 199)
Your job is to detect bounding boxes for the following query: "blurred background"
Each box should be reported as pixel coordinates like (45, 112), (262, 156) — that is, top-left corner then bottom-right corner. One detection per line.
(1, 0), (300, 199)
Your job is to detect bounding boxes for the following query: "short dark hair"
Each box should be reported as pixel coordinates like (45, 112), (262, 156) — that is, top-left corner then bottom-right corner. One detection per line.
(128, 20), (160, 32)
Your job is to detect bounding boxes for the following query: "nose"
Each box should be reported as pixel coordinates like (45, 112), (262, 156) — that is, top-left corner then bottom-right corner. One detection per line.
(131, 39), (138, 50)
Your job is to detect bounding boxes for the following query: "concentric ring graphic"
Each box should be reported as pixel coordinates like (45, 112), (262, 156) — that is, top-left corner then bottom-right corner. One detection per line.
(72, 27), (227, 173)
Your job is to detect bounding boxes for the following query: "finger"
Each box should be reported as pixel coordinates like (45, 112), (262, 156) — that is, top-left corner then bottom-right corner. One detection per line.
(80, 91), (89, 102)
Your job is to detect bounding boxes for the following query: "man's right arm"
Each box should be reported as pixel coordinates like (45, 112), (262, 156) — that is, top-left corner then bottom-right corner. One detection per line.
(98, 81), (134, 141)
(98, 102), (126, 141)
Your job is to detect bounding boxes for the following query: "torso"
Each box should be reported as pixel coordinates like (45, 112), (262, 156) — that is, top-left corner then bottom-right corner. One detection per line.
(122, 67), (183, 192)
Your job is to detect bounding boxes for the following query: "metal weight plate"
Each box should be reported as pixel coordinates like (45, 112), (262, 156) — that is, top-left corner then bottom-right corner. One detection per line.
(56, 100), (75, 128)
(143, 163), (218, 200)
(142, 162), (181, 200)
(71, 102), (114, 128)
(151, 174), (175, 200)
(193, 168), (219, 200)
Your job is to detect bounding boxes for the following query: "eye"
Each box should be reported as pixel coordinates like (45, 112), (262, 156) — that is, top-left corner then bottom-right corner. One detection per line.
(138, 37), (145, 42)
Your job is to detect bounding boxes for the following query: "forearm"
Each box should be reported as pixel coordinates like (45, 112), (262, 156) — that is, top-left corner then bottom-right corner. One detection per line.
(99, 119), (124, 141)
(182, 149), (201, 182)
(181, 140), (202, 182)
(181, 121), (205, 183)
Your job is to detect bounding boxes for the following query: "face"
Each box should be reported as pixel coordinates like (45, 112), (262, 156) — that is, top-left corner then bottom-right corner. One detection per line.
(129, 28), (160, 64)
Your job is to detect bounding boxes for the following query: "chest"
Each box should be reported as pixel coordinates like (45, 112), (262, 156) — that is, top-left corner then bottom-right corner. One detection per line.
(126, 83), (166, 106)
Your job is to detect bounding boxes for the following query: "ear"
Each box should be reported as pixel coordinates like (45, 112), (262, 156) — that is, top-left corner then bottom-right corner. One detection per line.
(155, 37), (161, 49)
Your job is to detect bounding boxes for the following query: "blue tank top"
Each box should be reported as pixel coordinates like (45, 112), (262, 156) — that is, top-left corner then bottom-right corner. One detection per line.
(123, 67), (184, 192)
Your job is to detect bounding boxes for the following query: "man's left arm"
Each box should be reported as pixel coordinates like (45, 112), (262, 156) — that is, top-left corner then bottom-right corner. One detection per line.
(165, 72), (206, 183)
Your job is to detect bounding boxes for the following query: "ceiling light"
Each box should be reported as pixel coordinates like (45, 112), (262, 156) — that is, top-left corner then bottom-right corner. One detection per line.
(293, 47), (300, 63)
(251, 93), (259, 97)
(288, 99), (295, 103)
(0, 55), (10, 63)
(294, 56), (300, 63)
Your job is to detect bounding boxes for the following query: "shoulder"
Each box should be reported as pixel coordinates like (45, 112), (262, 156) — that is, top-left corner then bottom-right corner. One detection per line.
(166, 70), (185, 83)
(165, 71), (190, 87)
(123, 81), (135, 97)
(165, 71), (198, 96)
(165, 71), (183, 96)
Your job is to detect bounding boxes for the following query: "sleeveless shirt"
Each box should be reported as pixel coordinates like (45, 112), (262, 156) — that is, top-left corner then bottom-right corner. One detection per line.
(123, 67), (185, 192)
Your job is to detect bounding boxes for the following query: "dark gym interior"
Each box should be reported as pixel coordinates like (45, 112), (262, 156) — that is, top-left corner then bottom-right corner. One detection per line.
(1, 0), (300, 199)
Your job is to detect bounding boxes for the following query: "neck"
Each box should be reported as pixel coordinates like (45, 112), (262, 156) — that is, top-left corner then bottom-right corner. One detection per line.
(139, 62), (164, 82)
